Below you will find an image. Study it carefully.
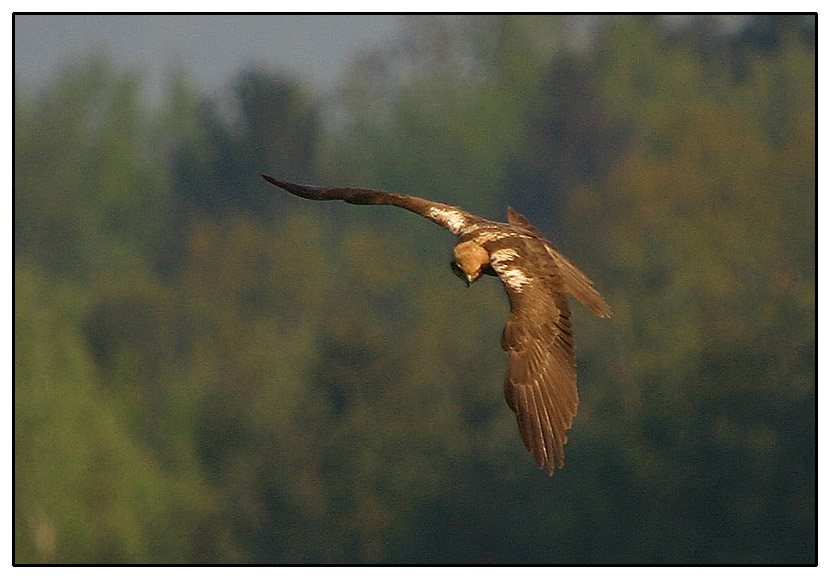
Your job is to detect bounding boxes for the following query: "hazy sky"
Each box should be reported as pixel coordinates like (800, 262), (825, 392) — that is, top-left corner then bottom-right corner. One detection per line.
(14, 15), (401, 101)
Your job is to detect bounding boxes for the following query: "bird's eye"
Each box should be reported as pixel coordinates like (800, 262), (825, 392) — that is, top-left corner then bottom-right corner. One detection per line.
(450, 261), (465, 280)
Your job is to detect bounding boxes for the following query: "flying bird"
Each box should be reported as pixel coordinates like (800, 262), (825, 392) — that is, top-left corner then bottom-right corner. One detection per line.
(261, 174), (612, 475)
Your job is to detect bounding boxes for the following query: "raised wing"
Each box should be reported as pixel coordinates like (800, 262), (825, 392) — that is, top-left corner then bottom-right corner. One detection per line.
(488, 238), (578, 474)
(507, 206), (611, 318)
(261, 175), (484, 236)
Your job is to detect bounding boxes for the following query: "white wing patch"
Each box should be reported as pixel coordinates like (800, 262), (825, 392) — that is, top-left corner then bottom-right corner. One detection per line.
(494, 264), (533, 293)
(427, 207), (468, 234)
(474, 229), (530, 244)
(491, 248), (532, 292)
(491, 248), (521, 262)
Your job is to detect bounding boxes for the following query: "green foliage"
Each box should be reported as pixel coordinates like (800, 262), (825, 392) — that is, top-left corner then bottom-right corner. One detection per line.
(14, 266), (221, 563)
(322, 16), (563, 220)
(563, 17), (815, 563)
(15, 15), (814, 564)
(15, 57), (168, 281)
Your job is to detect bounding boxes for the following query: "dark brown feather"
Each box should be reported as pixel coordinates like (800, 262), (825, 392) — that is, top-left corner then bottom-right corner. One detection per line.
(506, 206), (543, 234)
(262, 175), (483, 235)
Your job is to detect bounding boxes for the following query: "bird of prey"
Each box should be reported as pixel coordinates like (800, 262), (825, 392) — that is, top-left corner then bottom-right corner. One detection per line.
(261, 174), (612, 475)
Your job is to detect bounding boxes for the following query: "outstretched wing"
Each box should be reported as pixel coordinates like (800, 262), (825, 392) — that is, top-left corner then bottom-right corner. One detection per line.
(261, 175), (484, 235)
(489, 238), (578, 475)
(507, 206), (612, 318)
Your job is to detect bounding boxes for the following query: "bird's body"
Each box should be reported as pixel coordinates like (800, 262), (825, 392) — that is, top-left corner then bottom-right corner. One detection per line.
(261, 175), (611, 474)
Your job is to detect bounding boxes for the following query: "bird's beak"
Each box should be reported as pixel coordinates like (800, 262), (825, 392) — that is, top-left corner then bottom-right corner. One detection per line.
(464, 273), (473, 287)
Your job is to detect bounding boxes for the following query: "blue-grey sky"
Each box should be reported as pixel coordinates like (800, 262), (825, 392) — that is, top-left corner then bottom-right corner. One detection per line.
(14, 15), (401, 101)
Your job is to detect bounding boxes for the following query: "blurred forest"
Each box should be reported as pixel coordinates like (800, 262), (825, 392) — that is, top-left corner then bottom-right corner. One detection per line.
(14, 15), (815, 564)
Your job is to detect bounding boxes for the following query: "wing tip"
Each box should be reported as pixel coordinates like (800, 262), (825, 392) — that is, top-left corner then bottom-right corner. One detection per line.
(260, 173), (281, 187)
(261, 175), (328, 200)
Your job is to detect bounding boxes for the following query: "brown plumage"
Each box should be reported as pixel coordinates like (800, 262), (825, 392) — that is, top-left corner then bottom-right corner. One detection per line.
(262, 175), (612, 474)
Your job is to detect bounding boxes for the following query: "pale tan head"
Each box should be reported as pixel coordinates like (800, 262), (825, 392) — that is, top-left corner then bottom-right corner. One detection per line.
(451, 240), (490, 286)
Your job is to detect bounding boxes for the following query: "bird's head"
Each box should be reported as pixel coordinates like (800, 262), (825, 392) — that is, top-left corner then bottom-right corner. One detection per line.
(451, 241), (490, 287)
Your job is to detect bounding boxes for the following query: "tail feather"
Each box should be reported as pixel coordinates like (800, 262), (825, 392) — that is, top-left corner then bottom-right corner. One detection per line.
(548, 247), (613, 318)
